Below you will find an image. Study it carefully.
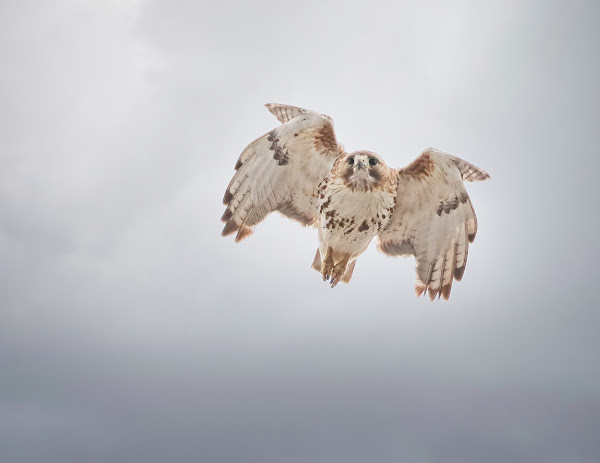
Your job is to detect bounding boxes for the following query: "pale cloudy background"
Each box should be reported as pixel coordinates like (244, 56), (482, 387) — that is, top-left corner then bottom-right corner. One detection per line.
(1, 0), (599, 462)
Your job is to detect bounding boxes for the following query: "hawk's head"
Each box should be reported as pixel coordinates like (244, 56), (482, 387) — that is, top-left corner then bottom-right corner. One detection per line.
(336, 150), (390, 192)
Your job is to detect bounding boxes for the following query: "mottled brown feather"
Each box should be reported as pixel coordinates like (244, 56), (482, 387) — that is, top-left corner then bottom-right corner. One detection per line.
(402, 152), (435, 179)
(314, 124), (337, 152)
(358, 220), (369, 232)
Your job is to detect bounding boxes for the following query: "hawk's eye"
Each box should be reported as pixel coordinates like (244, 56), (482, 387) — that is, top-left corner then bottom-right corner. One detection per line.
(369, 158), (378, 166)
(347, 157), (355, 166)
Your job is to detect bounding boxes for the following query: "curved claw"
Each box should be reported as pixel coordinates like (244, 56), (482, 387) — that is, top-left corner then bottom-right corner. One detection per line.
(329, 255), (350, 288)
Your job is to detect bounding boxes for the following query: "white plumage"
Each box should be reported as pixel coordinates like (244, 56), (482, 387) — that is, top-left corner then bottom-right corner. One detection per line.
(222, 104), (490, 300)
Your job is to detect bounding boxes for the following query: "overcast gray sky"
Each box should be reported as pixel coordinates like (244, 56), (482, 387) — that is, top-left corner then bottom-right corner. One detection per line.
(1, 0), (599, 462)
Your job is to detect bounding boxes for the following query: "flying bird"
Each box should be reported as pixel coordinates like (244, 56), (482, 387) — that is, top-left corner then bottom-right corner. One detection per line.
(221, 104), (490, 300)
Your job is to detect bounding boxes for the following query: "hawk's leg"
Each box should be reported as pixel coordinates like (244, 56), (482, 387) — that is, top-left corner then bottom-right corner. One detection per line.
(321, 246), (335, 282)
(330, 254), (350, 288)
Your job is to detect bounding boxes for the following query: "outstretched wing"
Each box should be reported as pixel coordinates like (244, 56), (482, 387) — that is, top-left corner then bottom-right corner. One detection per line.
(377, 148), (490, 300)
(221, 104), (342, 242)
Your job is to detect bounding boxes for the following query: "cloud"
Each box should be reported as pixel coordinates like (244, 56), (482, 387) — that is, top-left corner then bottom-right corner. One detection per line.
(1, 0), (599, 462)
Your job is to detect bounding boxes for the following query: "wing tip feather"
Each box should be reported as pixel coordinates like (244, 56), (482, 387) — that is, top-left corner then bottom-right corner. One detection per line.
(415, 282), (426, 298)
(221, 219), (239, 237)
(441, 283), (452, 300)
(221, 220), (254, 243)
(221, 208), (233, 222)
(427, 287), (438, 301)
(235, 225), (253, 242)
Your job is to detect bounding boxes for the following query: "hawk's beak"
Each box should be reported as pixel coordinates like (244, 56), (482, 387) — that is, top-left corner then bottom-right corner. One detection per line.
(356, 159), (364, 170)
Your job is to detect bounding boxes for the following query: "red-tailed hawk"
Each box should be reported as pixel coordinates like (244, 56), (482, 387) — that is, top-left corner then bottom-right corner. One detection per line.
(221, 104), (490, 300)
